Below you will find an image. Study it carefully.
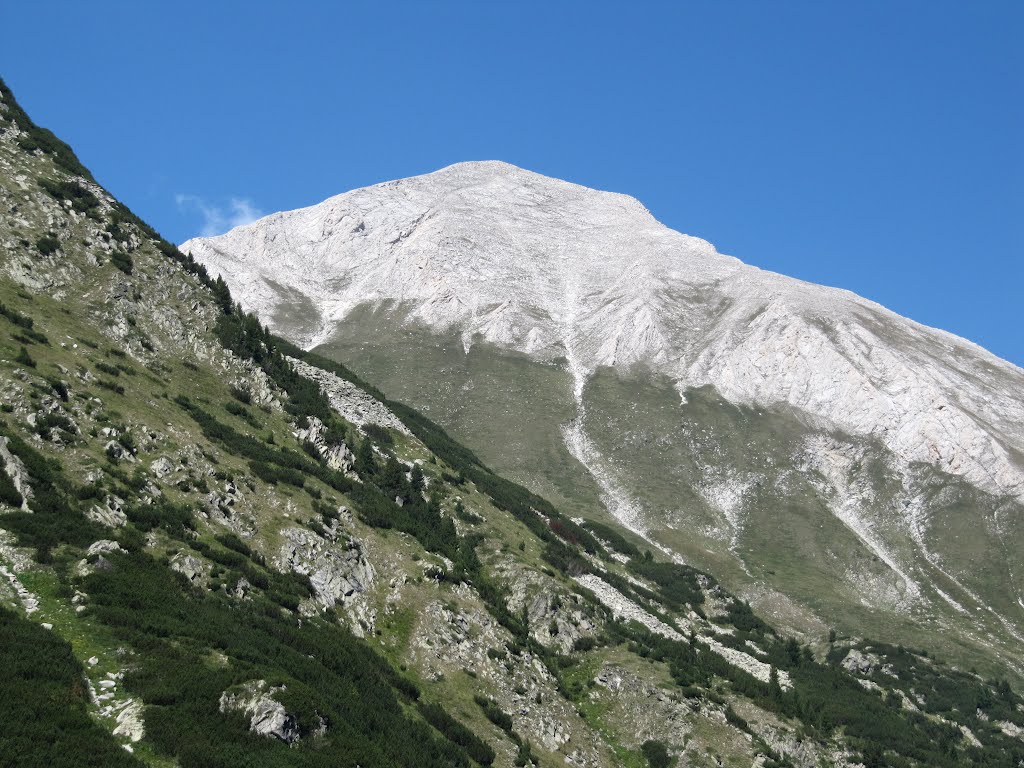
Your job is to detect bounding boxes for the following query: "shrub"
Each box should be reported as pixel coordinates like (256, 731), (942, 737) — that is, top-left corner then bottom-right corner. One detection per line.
(47, 377), (69, 401)
(97, 379), (124, 395)
(0, 606), (140, 766)
(35, 235), (59, 255)
(110, 251), (133, 275)
(229, 385), (252, 404)
(572, 636), (597, 652)
(473, 695), (514, 736)
(0, 301), (36, 330)
(362, 422), (393, 446)
(38, 177), (100, 215)
(0, 461), (23, 508)
(582, 519), (641, 558)
(418, 702), (495, 765)
(14, 346), (35, 368)
(0, 78), (96, 179)
(33, 412), (76, 441)
(95, 361), (120, 377)
(641, 739), (672, 768)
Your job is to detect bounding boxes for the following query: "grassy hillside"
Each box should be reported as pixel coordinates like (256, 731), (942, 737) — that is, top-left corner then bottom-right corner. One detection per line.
(314, 309), (1024, 686)
(1, 76), (1022, 768)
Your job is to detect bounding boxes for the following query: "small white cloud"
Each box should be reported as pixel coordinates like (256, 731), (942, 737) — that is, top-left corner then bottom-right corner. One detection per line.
(176, 194), (264, 237)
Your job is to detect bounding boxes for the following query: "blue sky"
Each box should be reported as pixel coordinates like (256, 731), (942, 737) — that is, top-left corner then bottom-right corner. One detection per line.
(3, 2), (1022, 364)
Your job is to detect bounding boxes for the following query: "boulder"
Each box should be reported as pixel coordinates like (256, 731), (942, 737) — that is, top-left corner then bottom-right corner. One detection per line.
(294, 416), (353, 472)
(150, 457), (175, 478)
(276, 527), (374, 609)
(0, 436), (32, 509)
(840, 648), (881, 676)
(112, 700), (145, 743)
(86, 495), (127, 528)
(169, 552), (209, 584)
(219, 680), (301, 744)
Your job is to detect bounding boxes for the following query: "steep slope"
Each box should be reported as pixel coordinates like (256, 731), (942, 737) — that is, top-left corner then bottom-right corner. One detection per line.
(3, 77), (1024, 768)
(182, 161), (1024, 680)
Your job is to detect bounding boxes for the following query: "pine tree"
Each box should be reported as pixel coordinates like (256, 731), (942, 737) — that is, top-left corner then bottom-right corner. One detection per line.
(355, 437), (377, 477)
(410, 464), (424, 496)
(769, 665), (782, 701)
(211, 274), (233, 314)
(380, 456), (407, 501)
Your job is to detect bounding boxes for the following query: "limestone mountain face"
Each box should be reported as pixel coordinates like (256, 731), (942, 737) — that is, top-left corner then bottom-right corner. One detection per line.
(183, 161), (1024, 677)
(181, 161), (1024, 504)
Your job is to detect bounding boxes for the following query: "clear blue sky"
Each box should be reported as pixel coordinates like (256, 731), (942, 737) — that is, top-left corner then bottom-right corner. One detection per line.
(4, 2), (1022, 364)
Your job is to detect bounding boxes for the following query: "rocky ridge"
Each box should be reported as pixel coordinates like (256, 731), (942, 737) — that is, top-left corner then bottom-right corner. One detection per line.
(182, 161), (1024, 506)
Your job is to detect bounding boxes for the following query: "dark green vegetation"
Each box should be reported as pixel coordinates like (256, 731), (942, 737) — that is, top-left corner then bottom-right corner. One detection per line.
(287, 332), (1024, 768)
(419, 702), (496, 766)
(599, 608), (1024, 768)
(112, 210), (1024, 767)
(110, 251), (133, 275)
(0, 606), (141, 768)
(0, 406), (486, 767)
(0, 77), (95, 180)
(314, 314), (604, 522)
(83, 552), (472, 768)
(0, 421), (108, 562)
(473, 697), (537, 767)
(640, 740), (671, 768)
(39, 177), (100, 217)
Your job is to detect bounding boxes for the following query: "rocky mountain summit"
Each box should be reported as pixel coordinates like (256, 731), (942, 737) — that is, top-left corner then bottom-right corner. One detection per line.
(182, 160), (1024, 685)
(181, 160), (1024, 504)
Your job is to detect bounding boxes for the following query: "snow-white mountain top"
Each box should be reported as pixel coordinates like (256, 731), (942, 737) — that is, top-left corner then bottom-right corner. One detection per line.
(181, 160), (1024, 500)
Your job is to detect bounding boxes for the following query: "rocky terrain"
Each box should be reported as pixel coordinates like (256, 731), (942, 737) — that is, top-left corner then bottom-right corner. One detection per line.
(1, 77), (1023, 768)
(181, 160), (1024, 684)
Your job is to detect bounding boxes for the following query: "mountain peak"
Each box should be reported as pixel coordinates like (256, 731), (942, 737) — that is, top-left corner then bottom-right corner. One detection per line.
(181, 166), (1024, 510)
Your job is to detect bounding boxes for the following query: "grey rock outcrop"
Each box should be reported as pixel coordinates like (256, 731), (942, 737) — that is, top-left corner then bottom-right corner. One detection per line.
(294, 416), (353, 471)
(840, 648), (884, 676)
(231, 362), (282, 411)
(103, 440), (135, 462)
(75, 539), (126, 577)
(0, 436), (32, 509)
(503, 566), (599, 654)
(170, 552), (209, 585)
(219, 680), (300, 744)
(112, 700), (145, 743)
(86, 495), (127, 528)
(276, 527), (374, 609)
(87, 539), (127, 558)
(287, 357), (410, 435)
(149, 456), (175, 478)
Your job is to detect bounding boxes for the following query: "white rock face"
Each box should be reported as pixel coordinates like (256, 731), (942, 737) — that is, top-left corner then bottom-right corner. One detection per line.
(287, 357), (409, 435)
(219, 680), (301, 744)
(575, 573), (682, 641)
(576, 573), (790, 687)
(181, 161), (1024, 505)
(275, 526), (374, 609)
